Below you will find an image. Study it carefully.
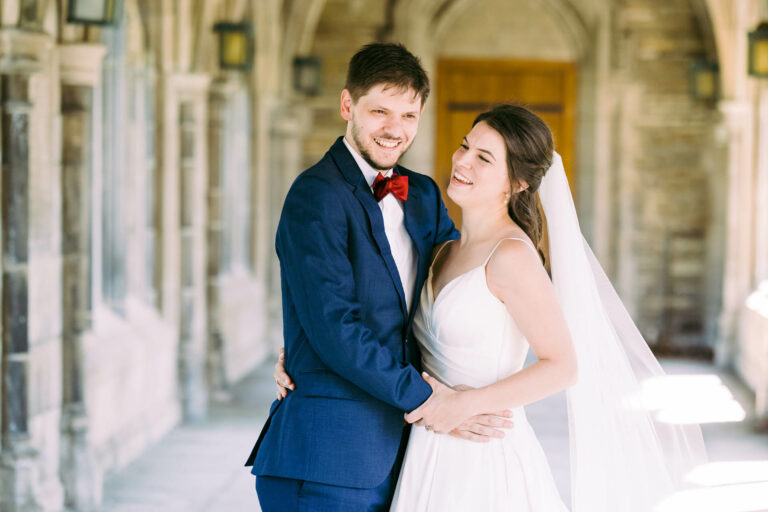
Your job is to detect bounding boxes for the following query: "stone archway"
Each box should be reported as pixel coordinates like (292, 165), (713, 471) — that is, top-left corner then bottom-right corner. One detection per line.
(391, 0), (590, 178)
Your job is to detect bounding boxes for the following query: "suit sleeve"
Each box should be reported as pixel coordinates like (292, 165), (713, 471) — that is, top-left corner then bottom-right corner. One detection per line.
(430, 177), (460, 245)
(276, 176), (432, 412)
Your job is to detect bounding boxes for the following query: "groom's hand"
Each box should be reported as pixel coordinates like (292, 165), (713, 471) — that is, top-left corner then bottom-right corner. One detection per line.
(448, 412), (514, 442)
(446, 384), (514, 442)
(274, 348), (295, 400)
(404, 373), (483, 434)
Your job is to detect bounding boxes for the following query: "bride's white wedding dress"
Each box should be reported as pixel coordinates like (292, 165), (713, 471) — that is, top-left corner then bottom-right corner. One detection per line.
(390, 238), (569, 512)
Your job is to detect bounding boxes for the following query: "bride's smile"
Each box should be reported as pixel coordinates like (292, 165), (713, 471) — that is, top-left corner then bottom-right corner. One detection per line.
(447, 122), (512, 213)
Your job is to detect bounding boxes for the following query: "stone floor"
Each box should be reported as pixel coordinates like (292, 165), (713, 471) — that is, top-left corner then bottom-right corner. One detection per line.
(99, 357), (768, 512)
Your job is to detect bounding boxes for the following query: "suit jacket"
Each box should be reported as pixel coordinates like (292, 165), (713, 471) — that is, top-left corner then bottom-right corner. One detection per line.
(246, 137), (458, 488)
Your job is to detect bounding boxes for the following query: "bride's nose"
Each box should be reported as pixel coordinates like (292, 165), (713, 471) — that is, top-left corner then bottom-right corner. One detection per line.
(453, 151), (472, 168)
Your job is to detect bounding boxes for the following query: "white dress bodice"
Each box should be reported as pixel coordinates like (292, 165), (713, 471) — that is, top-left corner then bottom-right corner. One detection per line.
(416, 247), (534, 392)
(390, 238), (569, 512)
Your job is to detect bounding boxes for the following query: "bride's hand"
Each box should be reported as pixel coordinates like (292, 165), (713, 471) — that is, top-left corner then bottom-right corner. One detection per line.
(404, 373), (476, 434)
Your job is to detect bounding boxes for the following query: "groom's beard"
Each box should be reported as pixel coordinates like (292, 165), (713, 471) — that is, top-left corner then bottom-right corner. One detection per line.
(350, 121), (413, 171)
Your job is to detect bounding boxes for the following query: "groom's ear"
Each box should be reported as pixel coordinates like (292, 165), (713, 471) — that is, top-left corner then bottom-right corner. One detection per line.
(340, 89), (353, 121)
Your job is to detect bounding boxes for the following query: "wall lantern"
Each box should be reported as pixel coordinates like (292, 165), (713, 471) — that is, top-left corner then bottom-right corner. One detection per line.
(66, 0), (123, 26)
(213, 22), (254, 72)
(748, 22), (768, 77)
(689, 59), (719, 102)
(293, 56), (322, 96)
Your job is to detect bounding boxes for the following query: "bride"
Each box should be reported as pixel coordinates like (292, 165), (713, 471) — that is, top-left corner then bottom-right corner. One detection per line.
(275, 104), (706, 511)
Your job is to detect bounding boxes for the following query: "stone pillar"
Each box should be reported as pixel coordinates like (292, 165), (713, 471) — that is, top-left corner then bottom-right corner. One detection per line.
(717, 99), (754, 366)
(754, 86), (768, 284)
(266, 104), (311, 349)
(0, 70), (42, 512)
(206, 78), (228, 394)
(58, 43), (107, 512)
(174, 74), (210, 421)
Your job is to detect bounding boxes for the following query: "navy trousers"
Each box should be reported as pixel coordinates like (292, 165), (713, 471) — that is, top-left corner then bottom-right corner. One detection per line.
(255, 429), (408, 512)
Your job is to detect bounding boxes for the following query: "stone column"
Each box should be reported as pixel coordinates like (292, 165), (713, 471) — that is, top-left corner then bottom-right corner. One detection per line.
(717, 99), (754, 366)
(173, 74), (210, 421)
(266, 103), (311, 349)
(57, 43), (107, 512)
(0, 68), (42, 512)
(205, 77), (228, 394)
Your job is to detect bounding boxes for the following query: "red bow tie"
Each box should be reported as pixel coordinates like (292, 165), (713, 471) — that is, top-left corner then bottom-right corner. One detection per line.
(373, 173), (408, 202)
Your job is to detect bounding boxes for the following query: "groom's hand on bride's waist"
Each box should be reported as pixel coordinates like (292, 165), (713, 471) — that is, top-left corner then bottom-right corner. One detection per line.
(448, 383), (515, 442)
(404, 373), (514, 442)
(274, 348), (295, 400)
(274, 350), (513, 441)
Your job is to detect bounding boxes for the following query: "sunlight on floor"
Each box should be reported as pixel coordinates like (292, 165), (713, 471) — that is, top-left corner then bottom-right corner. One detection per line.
(654, 481), (768, 512)
(686, 461), (768, 486)
(637, 374), (746, 424)
(643, 372), (768, 512)
(745, 281), (768, 317)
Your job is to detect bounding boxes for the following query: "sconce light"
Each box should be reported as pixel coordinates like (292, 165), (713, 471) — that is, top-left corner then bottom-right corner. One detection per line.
(748, 22), (768, 77)
(293, 56), (322, 96)
(66, 0), (123, 26)
(689, 59), (719, 102)
(213, 22), (254, 72)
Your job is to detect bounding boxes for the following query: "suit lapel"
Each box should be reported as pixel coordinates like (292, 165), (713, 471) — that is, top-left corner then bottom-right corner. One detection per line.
(401, 171), (430, 327)
(330, 138), (408, 316)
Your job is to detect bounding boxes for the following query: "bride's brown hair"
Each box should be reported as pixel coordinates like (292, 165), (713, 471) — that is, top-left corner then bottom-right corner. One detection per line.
(472, 105), (553, 261)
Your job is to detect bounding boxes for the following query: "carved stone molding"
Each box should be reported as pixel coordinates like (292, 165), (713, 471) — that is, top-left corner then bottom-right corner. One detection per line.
(58, 44), (107, 86)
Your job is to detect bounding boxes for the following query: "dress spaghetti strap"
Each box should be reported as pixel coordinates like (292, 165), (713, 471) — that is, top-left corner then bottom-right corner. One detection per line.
(430, 240), (454, 266)
(482, 237), (538, 267)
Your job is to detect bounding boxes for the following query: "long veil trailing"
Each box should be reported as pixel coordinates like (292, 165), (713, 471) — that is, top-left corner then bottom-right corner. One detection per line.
(538, 153), (707, 511)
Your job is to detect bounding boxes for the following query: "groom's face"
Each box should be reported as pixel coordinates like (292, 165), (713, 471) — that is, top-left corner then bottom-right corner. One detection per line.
(340, 83), (424, 170)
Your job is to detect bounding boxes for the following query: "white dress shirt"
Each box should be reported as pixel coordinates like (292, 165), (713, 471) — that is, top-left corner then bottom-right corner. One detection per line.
(343, 137), (418, 312)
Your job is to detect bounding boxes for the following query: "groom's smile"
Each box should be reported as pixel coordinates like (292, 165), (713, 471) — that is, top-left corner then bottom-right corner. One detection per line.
(341, 83), (424, 171)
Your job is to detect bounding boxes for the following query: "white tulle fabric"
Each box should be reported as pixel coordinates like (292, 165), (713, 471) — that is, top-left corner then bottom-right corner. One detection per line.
(539, 152), (707, 511)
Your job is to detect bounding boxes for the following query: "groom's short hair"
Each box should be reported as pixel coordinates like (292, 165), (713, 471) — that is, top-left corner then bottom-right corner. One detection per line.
(345, 43), (430, 106)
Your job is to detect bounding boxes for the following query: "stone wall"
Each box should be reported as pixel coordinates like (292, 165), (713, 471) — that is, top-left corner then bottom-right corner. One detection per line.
(610, 0), (722, 352)
(0, 1), (278, 510)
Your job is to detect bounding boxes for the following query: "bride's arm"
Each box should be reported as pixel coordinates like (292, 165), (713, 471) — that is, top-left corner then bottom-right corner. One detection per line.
(471, 239), (578, 409)
(405, 239), (577, 432)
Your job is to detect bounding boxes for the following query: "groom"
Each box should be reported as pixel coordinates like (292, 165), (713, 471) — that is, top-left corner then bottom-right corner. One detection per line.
(246, 43), (509, 511)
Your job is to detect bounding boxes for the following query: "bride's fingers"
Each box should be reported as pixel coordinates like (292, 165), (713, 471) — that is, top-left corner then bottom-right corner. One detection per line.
(466, 424), (505, 438)
(448, 428), (490, 443)
(457, 421), (505, 439)
(472, 414), (514, 429)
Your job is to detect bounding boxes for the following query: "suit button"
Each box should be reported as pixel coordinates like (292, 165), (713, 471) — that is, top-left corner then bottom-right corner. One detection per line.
(404, 337), (409, 344)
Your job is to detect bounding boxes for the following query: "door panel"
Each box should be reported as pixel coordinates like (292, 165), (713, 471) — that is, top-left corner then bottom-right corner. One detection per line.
(435, 59), (577, 224)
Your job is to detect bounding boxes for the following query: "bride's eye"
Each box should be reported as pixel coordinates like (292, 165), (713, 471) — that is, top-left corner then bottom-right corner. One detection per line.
(459, 143), (469, 151)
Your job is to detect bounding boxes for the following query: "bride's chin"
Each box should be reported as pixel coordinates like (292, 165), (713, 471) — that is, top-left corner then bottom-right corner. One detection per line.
(446, 188), (468, 207)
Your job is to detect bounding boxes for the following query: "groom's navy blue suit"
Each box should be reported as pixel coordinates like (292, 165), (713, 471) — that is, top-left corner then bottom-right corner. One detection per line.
(246, 137), (457, 510)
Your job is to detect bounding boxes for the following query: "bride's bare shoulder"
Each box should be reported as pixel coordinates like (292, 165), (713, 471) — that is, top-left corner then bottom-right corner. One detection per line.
(485, 237), (548, 296)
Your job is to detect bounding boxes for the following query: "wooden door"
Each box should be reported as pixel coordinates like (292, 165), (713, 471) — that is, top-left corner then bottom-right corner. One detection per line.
(435, 59), (578, 224)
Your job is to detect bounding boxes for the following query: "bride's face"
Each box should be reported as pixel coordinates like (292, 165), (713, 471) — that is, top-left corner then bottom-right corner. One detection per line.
(447, 121), (512, 211)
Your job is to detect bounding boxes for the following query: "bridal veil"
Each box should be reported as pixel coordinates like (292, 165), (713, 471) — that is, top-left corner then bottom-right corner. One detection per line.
(538, 152), (707, 511)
